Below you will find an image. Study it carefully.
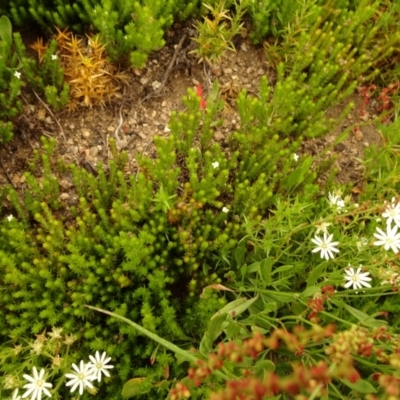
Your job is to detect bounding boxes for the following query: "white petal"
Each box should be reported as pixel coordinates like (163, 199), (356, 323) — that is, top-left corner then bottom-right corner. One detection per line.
(344, 280), (354, 288)
(311, 237), (322, 246)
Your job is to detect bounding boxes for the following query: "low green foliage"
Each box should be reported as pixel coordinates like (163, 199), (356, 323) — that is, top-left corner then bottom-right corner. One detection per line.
(13, 34), (69, 110)
(1, 0), (400, 399)
(0, 15), (22, 143)
(190, 0), (245, 64)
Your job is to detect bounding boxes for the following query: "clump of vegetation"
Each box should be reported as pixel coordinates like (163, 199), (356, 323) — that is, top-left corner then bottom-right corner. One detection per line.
(1, 0), (400, 399)
(0, 15), (23, 143)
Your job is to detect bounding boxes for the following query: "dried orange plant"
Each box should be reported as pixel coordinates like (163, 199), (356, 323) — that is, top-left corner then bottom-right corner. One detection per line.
(31, 27), (129, 110)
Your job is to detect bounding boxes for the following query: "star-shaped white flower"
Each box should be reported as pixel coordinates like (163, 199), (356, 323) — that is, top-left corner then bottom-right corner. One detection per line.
(88, 351), (114, 382)
(382, 199), (400, 227)
(22, 367), (52, 400)
(14, 71), (21, 79)
(311, 232), (339, 260)
(65, 360), (94, 395)
(344, 266), (372, 290)
(6, 214), (14, 221)
(51, 54), (58, 60)
(211, 161), (219, 169)
(222, 207), (229, 213)
(327, 191), (345, 210)
(293, 153), (299, 162)
(373, 224), (400, 253)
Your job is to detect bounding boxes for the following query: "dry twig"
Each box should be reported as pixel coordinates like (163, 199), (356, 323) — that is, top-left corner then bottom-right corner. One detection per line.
(141, 34), (187, 103)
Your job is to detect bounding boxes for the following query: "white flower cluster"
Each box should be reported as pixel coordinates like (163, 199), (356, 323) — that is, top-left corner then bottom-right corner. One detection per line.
(9, 351), (113, 399)
(310, 194), (400, 290)
(374, 197), (400, 253)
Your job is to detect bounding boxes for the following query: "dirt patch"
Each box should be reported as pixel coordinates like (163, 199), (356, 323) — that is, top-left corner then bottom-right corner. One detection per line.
(0, 24), (383, 203)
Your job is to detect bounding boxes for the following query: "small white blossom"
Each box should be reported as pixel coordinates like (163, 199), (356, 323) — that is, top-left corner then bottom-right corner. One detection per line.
(327, 191), (345, 211)
(373, 224), (400, 253)
(14, 71), (21, 79)
(65, 361), (94, 396)
(222, 207), (229, 213)
(51, 54), (58, 60)
(87, 351), (114, 382)
(211, 161), (219, 169)
(311, 232), (339, 260)
(344, 266), (372, 290)
(22, 367), (52, 400)
(382, 198), (400, 227)
(6, 214), (14, 221)
(293, 153), (299, 162)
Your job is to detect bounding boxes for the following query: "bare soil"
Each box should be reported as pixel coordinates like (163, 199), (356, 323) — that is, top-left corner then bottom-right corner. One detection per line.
(0, 24), (383, 205)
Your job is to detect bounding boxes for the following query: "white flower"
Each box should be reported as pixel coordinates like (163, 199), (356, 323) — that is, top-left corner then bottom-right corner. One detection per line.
(293, 153), (299, 162)
(211, 161), (219, 169)
(327, 191), (345, 210)
(222, 207), (229, 213)
(10, 389), (21, 400)
(373, 224), (400, 253)
(88, 351), (114, 382)
(344, 266), (372, 290)
(6, 214), (14, 221)
(22, 367), (52, 400)
(14, 71), (21, 79)
(311, 232), (339, 260)
(382, 199), (400, 227)
(51, 54), (58, 60)
(65, 360), (94, 395)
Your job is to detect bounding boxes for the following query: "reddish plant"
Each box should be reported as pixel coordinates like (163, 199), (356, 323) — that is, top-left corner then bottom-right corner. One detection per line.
(196, 84), (207, 109)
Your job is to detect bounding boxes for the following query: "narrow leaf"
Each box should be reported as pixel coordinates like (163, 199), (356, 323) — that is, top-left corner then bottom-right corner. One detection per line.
(122, 378), (149, 398)
(212, 296), (258, 319)
(339, 378), (377, 394)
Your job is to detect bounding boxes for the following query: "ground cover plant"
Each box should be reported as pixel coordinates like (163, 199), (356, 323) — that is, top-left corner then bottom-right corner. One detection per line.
(0, 0), (400, 399)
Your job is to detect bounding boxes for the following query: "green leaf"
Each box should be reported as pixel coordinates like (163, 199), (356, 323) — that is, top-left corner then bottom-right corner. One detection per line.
(199, 332), (212, 354)
(247, 261), (260, 273)
(234, 240), (246, 268)
(260, 257), (274, 285)
(265, 291), (295, 303)
(299, 285), (320, 299)
(281, 156), (313, 190)
(262, 301), (278, 314)
(0, 16), (12, 53)
(208, 312), (227, 343)
(122, 378), (150, 398)
(334, 300), (388, 328)
(272, 264), (294, 275)
(254, 359), (275, 378)
(307, 263), (326, 287)
(339, 378), (377, 394)
(212, 296), (258, 319)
